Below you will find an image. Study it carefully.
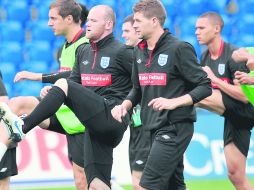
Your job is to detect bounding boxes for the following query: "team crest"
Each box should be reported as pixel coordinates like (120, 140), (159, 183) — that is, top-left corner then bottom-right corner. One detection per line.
(100, 57), (110, 68)
(158, 54), (168, 66)
(218, 63), (225, 75)
(137, 58), (142, 64)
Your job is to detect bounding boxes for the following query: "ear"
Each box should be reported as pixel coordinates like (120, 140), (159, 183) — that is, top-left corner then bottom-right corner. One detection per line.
(105, 20), (113, 30)
(214, 24), (221, 34)
(152, 17), (159, 27)
(66, 15), (73, 24)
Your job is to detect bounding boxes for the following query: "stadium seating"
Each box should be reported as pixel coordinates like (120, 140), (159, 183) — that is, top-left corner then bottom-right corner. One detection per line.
(24, 41), (53, 63)
(0, 21), (25, 42)
(28, 20), (55, 42)
(0, 42), (23, 63)
(5, 1), (30, 24)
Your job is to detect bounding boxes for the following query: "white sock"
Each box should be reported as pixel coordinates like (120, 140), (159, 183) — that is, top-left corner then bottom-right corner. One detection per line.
(0, 142), (8, 161)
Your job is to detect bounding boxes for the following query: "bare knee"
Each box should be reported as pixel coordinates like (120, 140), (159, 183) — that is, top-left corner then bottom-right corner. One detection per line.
(54, 78), (68, 95)
(0, 177), (10, 190)
(89, 178), (110, 190)
(8, 96), (39, 116)
(72, 163), (87, 190)
(132, 170), (142, 190)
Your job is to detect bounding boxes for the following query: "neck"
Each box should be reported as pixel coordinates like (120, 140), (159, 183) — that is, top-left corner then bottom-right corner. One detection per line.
(146, 28), (164, 50)
(208, 36), (223, 59)
(93, 31), (112, 43)
(65, 25), (82, 43)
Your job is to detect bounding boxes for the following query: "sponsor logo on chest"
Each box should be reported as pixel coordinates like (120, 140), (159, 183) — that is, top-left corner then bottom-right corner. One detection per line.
(81, 74), (112, 86)
(139, 73), (167, 86)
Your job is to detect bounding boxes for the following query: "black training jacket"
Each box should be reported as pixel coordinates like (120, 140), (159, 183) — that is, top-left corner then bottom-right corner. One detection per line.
(126, 31), (212, 131)
(69, 33), (133, 105)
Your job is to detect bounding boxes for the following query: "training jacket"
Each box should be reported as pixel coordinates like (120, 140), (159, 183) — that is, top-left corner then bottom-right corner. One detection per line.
(69, 33), (133, 106)
(126, 31), (212, 131)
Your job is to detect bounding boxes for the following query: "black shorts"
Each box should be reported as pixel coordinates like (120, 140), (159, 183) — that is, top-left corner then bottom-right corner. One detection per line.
(224, 118), (251, 157)
(66, 132), (85, 167)
(129, 125), (151, 172)
(140, 122), (193, 190)
(222, 92), (254, 130)
(0, 148), (18, 179)
(66, 80), (128, 187)
(47, 114), (66, 134)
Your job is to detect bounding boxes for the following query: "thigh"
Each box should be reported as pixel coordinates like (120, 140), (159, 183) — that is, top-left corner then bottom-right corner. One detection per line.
(83, 131), (112, 187)
(140, 122), (193, 190)
(222, 92), (254, 128)
(224, 142), (247, 174)
(167, 157), (186, 190)
(129, 126), (151, 172)
(224, 118), (251, 157)
(0, 148), (17, 180)
(66, 133), (85, 167)
(66, 80), (127, 145)
(47, 115), (66, 134)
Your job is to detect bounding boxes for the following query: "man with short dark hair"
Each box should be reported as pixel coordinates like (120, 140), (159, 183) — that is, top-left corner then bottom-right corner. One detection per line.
(195, 11), (254, 190)
(112, 1), (212, 189)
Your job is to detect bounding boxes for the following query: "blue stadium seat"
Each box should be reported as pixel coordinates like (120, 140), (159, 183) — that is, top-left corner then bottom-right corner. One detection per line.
(14, 80), (43, 96)
(177, 16), (198, 38)
(0, 21), (25, 42)
(19, 61), (49, 73)
(237, 14), (254, 34)
(0, 42), (23, 63)
(24, 41), (53, 63)
(180, 0), (209, 16)
(36, 5), (50, 20)
(6, 2), (30, 24)
(28, 20), (55, 42)
(0, 62), (16, 82)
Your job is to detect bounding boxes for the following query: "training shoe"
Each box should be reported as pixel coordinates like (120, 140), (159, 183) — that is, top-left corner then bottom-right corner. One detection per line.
(0, 102), (25, 142)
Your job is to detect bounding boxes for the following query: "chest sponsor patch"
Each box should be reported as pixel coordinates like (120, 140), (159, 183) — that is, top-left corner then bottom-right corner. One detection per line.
(100, 57), (110, 68)
(81, 74), (112, 86)
(212, 77), (230, 89)
(218, 64), (225, 75)
(158, 54), (168, 66)
(139, 73), (167, 86)
(59, 67), (72, 72)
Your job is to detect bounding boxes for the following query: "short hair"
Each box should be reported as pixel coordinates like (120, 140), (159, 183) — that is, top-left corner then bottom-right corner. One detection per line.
(123, 14), (134, 25)
(199, 11), (224, 31)
(50, 0), (82, 24)
(79, 3), (89, 27)
(103, 5), (116, 27)
(133, 0), (166, 27)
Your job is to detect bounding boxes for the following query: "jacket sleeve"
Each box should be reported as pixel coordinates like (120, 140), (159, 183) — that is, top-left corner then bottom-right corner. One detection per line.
(42, 71), (71, 84)
(126, 48), (142, 107)
(176, 42), (212, 103)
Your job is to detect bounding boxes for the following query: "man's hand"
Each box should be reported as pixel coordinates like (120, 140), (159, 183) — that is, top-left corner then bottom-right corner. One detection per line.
(235, 71), (254, 85)
(40, 86), (52, 99)
(202, 66), (219, 83)
(232, 48), (249, 63)
(148, 97), (178, 111)
(14, 71), (42, 82)
(111, 104), (128, 123)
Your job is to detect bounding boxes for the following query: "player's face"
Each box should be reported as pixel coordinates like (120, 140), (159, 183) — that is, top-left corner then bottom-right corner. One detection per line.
(133, 12), (154, 40)
(195, 17), (216, 45)
(85, 7), (107, 42)
(48, 7), (68, 36)
(122, 21), (139, 46)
